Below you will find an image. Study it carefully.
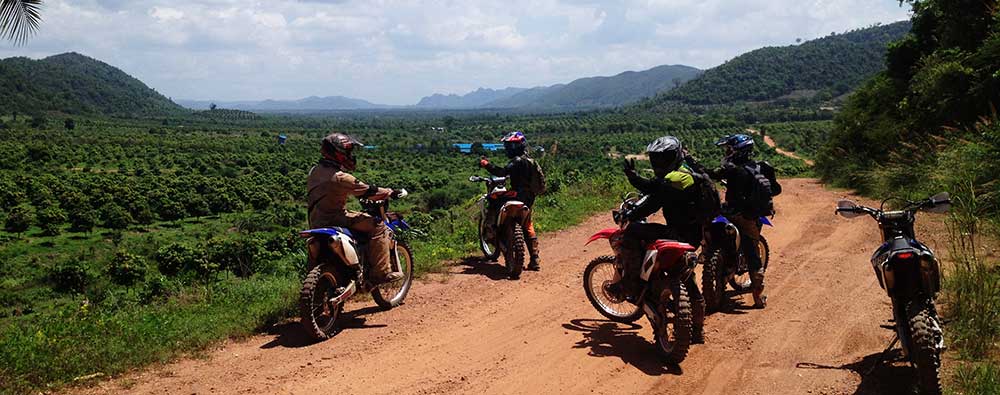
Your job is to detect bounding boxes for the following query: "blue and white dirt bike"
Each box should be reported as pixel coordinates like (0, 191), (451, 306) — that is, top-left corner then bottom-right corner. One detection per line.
(700, 214), (771, 312)
(298, 190), (415, 340)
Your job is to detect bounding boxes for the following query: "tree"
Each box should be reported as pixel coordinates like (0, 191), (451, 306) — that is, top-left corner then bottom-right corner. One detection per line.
(0, 0), (42, 44)
(672, 77), (683, 89)
(100, 204), (133, 230)
(36, 204), (66, 236)
(64, 118), (75, 130)
(68, 206), (97, 233)
(210, 103), (217, 111)
(4, 204), (34, 236)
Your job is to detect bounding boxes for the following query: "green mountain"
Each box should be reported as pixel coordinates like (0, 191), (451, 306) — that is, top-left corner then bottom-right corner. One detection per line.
(0, 52), (185, 116)
(659, 21), (912, 105)
(488, 64), (702, 109)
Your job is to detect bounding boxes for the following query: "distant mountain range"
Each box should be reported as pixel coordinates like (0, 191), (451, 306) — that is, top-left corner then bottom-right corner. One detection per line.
(415, 87), (528, 108)
(176, 96), (392, 111)
(0, 52), (184, 116)
(414, 64), (703, 109)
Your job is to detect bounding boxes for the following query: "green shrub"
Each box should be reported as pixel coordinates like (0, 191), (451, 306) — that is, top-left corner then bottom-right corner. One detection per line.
(49, 257), (91, 294)
(155, 242), (213, 277)
(107, 250), (147, 286)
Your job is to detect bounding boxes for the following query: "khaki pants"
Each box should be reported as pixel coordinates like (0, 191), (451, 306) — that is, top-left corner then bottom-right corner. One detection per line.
(729, 214), (762, 272)
(330, 211), (393, 281)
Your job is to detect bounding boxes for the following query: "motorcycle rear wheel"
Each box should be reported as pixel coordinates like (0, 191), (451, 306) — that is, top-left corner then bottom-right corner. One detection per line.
(504, 223), (525, 280)
(702, 252), (725, 312)
(583, 255), (643, 323)
(372, 242), (414, 309)
(908, 299), (943, 395)
(655, 281), (692, 364)
(299, 265), (344, 340)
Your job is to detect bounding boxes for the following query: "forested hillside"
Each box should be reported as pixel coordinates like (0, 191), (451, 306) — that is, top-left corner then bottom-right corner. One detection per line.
(0, 53), (185, 116)
(657, 21), (911, 105)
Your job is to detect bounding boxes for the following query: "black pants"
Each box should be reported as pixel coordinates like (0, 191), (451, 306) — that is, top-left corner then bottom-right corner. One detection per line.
(622, 222), (703, 302)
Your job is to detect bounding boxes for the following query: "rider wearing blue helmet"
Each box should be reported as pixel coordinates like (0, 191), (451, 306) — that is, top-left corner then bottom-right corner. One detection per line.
(710, 133), (780, 308)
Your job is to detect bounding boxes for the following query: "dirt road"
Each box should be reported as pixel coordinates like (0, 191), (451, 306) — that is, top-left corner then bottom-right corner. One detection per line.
(73, 179), (945, 395)
(747, 128), (816, 166)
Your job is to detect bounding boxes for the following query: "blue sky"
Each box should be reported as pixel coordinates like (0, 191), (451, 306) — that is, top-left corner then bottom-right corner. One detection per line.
(0, 0), (911, 104)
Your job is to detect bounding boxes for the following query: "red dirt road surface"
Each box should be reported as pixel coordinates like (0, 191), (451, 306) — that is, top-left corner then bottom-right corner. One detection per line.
(71, 179), (946, 395)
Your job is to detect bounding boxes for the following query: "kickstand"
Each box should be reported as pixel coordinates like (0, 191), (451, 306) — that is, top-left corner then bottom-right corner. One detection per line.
(865, 334), (899, 376)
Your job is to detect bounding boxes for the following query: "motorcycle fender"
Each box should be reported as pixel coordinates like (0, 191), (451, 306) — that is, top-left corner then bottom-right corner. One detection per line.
(498, 201), (527, 225)
(328, 235), (360, 267)
(586, 228), (622, 245)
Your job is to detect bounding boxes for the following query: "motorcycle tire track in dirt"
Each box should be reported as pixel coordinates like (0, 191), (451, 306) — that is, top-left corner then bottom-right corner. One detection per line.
(70, 179), (936, 395)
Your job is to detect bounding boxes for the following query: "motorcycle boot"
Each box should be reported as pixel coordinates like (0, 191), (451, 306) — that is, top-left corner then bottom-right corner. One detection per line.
(751, 271), (767, 308)
(527, 237), (541, 271)
(605, 246), (644, 303)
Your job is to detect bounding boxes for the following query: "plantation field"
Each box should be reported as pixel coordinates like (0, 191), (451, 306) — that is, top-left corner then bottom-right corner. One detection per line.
(0, 111), (813, 394)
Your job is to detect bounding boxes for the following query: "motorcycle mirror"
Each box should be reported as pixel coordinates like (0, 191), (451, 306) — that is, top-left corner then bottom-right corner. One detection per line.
(923, 192), (951, 213)
(836, 199), (864, 219)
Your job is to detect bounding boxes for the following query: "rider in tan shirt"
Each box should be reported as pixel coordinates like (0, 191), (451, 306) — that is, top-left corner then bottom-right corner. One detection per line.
(307, 133), (402, 284)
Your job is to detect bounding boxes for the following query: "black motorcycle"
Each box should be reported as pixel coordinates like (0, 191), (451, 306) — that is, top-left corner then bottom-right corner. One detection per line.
(835, 192), (950, 395)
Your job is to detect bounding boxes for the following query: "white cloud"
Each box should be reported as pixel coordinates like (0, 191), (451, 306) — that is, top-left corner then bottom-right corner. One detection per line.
(0, 0), (911, 104)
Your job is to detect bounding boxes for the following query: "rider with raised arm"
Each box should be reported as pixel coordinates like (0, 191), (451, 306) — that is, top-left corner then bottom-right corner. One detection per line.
(307, 132), (402, 284)
(709, 134), (780, 308)
(608, 136), (706, 342)
(479, 131), (545, 271)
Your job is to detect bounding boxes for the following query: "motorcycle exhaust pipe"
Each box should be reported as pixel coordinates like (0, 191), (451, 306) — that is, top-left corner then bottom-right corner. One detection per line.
(328, 280), (357, 305)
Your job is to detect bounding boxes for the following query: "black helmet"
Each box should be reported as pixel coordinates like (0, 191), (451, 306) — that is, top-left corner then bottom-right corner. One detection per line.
(646, 136), (683, 178)
(501, 131), (527, 159)
(321, 132), (363, 171)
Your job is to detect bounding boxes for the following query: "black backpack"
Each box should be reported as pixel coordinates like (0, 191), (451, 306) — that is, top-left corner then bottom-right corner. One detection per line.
(524, 157), (546, 195)
(687, 166), (722, 223)
(743, 162), (779, 217)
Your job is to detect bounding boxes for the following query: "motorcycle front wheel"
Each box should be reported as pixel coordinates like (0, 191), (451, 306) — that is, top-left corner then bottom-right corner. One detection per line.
(729, 235), (770, 291)
(479, 216), (501, 261)
(504, 222), (525, 280)
(702, 251), (726, 312)
(583, 255), (643, 323)
(372, 242), (415, 309)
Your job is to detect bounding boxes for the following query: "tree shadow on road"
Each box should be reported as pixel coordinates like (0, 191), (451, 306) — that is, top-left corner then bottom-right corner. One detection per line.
(260, 306), (388, 349)
(456, 256), (511, 281)
(796, 349), (919, 394)
(563, 318), (683, 377)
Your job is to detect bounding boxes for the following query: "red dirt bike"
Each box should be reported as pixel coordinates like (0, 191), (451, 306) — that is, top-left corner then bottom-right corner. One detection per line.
(582, 193), (699, 364)
(470, 175), (530, 280)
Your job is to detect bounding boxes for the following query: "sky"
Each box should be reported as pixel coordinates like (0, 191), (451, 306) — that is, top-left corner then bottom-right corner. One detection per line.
(0, 0), (911, 105)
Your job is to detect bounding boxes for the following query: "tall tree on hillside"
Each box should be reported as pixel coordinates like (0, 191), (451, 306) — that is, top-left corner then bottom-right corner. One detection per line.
(1, 0), (43, 44)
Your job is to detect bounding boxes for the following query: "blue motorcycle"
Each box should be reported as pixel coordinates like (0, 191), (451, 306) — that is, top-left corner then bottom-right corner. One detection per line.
(700, 214), (771, 312)
(297, 190), (414, 340)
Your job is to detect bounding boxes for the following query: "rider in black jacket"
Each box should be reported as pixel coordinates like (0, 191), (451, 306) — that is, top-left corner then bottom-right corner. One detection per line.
(479, 131), (542, 270)
(708, 134), (774, 308)
(608, 136), (706, 342)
